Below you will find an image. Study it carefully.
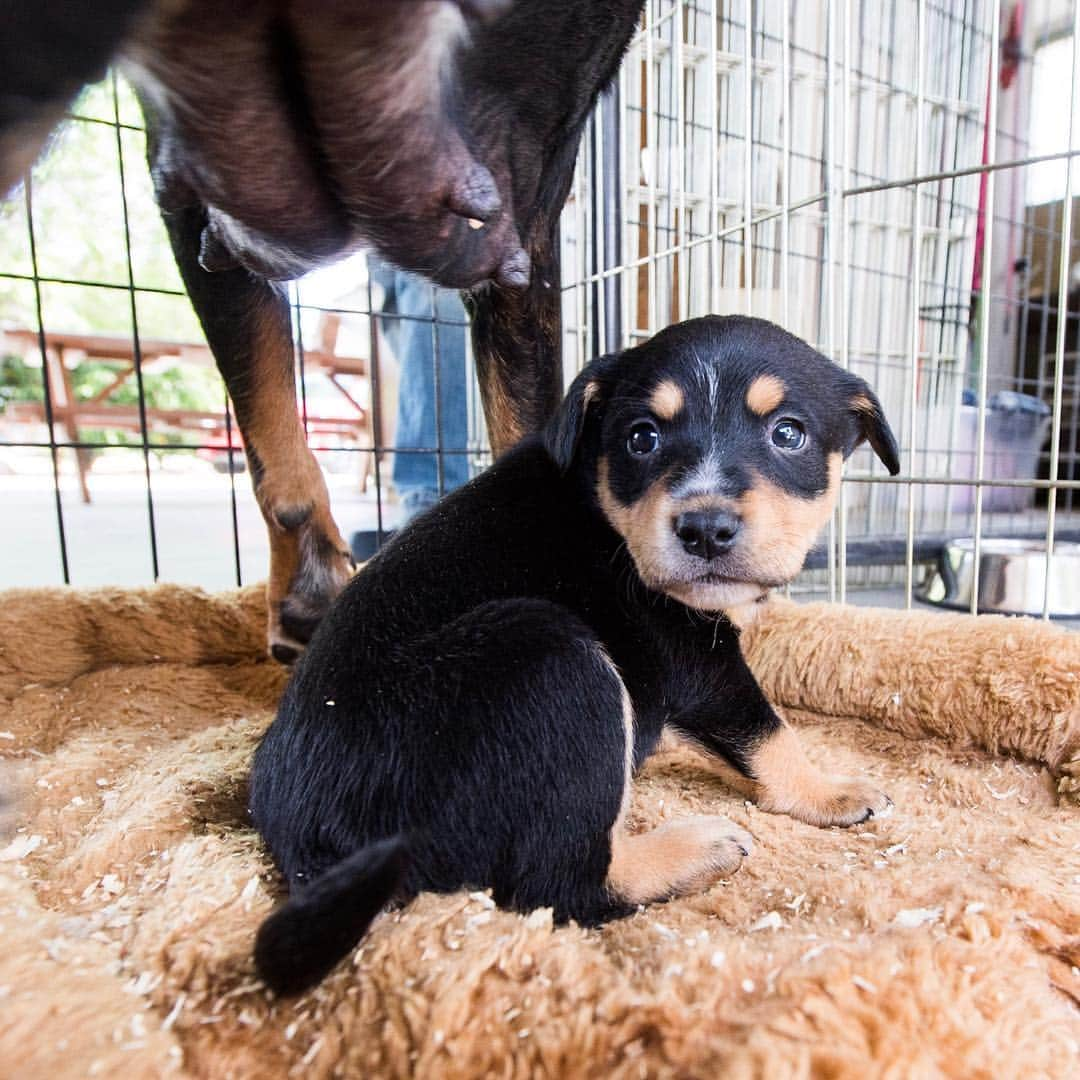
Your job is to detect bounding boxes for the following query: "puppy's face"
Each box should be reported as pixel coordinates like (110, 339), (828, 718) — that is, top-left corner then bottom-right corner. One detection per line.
(546, 316), (900, 611)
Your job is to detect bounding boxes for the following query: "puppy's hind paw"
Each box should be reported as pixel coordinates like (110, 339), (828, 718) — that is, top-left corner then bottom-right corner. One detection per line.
(657, 815), (755, 895)
(608, 815), (753, 905)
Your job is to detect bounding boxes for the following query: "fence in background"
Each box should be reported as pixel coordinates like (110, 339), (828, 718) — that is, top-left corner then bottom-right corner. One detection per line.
(0, 75), (489, 590)
(1, 2), (1078, 618)
(562, 0), (1080, 613)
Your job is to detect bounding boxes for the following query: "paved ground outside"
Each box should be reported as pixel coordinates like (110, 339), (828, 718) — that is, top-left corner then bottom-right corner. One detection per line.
(1, 466), (402, 591)
(2, 460), (1075, 628)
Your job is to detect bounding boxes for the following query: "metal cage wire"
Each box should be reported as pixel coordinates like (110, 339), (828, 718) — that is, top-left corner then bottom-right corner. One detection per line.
(0, 72), (492, 589)
(0, 2), (1077, 620)
(560, 0), (1080, 617)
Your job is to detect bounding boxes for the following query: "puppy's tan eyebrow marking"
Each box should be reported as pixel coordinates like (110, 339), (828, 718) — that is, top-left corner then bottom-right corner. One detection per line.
(649, 379), (684, 420)
(745, 374), (786, 417)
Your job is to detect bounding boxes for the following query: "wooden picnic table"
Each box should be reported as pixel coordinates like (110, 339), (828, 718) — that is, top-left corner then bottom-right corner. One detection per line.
(2, 319), (377, 502)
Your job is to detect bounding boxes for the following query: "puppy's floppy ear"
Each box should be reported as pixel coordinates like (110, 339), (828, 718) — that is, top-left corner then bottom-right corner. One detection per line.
(843, 376), (900, 475)
(543, 354), (616, 470)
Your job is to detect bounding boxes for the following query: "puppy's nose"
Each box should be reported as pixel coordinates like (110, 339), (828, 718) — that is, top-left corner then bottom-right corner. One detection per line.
(674, 509), (742, 559)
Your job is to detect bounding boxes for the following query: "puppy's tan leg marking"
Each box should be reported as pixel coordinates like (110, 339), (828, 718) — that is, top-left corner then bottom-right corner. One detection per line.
(686, 724), (891, 827)
(602, 664), (752, 904)
(607, 817), (753, 904)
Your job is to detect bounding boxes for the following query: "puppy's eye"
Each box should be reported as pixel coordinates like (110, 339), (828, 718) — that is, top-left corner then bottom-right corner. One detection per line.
(627, 421), (661, 456)
(771, 418), (806, 450)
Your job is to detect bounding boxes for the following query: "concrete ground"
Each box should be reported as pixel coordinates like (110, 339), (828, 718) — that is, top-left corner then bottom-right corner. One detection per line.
(0, 466), (403, 591)
(2, 459), (1075, 629)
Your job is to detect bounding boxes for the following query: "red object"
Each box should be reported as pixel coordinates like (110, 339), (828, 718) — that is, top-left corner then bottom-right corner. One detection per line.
(973, 3), (1025, 295)
(1000, 4), (1024, 90)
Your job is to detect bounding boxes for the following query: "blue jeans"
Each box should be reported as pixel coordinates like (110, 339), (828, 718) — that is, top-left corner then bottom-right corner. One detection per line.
(371, 262), (471, 517)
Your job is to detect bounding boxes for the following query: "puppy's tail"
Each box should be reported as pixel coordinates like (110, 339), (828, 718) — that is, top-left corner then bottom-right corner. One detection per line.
(254, 836), (409, 997)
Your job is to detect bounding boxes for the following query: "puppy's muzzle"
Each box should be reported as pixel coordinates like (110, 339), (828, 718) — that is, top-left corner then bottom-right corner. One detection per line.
(674, 509), (742, 560)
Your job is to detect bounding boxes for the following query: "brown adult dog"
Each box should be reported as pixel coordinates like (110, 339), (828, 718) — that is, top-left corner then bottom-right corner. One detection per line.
(1, 0), (645, 658)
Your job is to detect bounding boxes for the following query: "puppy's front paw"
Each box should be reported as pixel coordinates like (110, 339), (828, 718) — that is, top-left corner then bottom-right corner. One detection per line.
(782, 776), (893, 828)
(744, 724), (892, 828)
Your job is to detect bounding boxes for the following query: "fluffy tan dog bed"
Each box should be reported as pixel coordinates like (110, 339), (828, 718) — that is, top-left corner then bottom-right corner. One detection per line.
(0, 585), (1077, 1078)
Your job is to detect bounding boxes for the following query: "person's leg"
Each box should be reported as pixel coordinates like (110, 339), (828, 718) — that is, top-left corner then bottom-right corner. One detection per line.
(391, 272), (471, 519)
(367, 256), (400, 351)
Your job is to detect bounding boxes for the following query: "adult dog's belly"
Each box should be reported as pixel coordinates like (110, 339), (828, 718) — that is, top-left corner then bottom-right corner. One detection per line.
(125, 0), (528, 286)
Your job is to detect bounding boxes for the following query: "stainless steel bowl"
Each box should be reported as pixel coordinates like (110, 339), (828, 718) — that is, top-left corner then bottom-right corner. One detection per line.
(917, 537), (1080, 617)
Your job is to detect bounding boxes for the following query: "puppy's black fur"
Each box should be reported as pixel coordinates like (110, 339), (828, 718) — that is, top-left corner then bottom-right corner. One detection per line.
(249, 316), (901, 996)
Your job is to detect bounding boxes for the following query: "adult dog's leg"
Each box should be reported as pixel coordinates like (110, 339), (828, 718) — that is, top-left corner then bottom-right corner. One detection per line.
(464, 234), (562, 455)
(154, 191), (353, 661)
(460, 1), (646, 452)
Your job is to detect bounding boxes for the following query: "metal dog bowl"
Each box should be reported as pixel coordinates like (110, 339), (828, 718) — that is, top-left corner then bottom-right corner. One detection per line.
(917, 537), (1080, 617)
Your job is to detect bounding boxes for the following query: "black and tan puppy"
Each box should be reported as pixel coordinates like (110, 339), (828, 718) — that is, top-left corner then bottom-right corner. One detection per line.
(249, 315), (901, 996)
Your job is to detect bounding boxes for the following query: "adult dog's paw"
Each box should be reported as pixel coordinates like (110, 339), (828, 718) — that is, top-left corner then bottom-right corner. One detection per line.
(268, 514), (355, 665)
